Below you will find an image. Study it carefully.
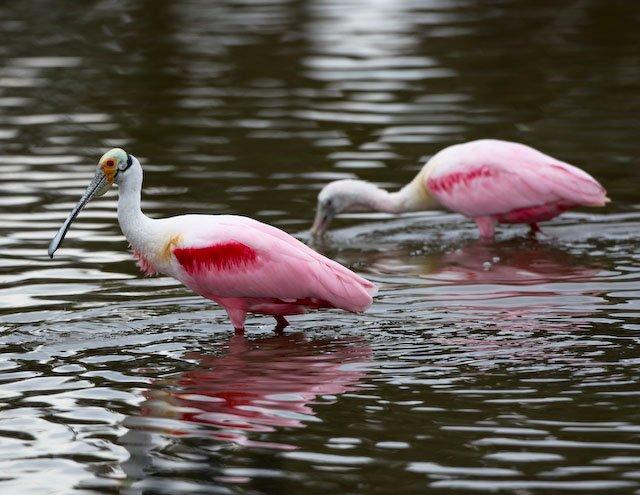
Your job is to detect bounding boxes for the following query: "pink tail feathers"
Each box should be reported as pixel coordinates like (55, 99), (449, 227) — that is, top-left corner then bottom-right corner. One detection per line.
(578, 178), (609, 207)
(549, 162), (608, 207)
(316, 261), (377, 314)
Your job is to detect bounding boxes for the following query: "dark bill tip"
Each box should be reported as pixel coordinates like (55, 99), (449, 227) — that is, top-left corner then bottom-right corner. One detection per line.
(310, 211), (331, 237)
(48, 173), (107, 258)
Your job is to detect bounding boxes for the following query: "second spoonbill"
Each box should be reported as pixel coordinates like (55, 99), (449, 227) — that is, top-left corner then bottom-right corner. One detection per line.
(312, 139), (608, 239)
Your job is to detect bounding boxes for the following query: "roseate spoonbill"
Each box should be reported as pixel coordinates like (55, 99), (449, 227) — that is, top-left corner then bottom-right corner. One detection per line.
(312, 139), (609, 239)
(48, 149), (377, 333)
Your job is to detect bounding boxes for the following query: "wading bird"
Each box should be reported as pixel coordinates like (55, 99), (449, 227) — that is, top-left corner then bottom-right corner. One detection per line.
(48, 149), (376, 333)
(312, 139), (608, 239)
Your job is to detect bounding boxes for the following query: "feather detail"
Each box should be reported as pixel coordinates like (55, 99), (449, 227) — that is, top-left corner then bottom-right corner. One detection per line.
(174, 242), (259, 274)
(132, 248), (158, 276)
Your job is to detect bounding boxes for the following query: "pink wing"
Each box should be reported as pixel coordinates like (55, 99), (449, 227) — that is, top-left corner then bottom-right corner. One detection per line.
(425, 139), (608, 219)
(171, 216), (376, 313)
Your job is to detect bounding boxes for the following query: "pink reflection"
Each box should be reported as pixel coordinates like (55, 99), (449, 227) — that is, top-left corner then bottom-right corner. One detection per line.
(143, 334), (372, 449)
(371, 240), (605, 333)
(374, 239), (601, 285)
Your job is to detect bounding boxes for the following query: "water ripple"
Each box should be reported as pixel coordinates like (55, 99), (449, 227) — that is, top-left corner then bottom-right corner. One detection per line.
(1, 0), (640, 493)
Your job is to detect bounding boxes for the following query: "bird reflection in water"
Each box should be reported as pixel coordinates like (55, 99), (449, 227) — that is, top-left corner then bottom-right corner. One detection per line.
(369, 238), (605, 346)
(372, 238), (601, 286)
(139, 333), (372, 450)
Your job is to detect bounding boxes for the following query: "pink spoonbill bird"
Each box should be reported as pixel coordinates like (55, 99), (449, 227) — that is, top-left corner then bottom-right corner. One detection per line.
(311, 139), (609, 239)
(48, 149), (377, 333)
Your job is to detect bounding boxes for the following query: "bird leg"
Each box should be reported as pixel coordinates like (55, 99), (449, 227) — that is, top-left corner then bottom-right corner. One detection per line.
(475, 217), (496, 239)
(274, 315), (289, 334)
(225, 307), (247, 335)
(528, 223), (541, 236)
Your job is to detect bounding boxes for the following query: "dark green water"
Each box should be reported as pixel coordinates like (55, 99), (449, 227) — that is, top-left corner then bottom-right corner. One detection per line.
(1, 1), (640, 494)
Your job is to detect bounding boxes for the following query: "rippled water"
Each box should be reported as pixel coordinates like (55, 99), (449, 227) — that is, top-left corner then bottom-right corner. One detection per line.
(1, 1), (640, 493)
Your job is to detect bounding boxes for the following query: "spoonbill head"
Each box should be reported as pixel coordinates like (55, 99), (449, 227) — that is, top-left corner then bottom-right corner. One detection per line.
(311, 139), (608, 239)
(311, 179), (396, 236)
(48, 148), (135, 258)
(48, 149), (377, 333)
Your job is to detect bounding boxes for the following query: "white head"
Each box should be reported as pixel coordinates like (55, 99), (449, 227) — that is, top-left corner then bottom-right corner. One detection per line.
(48, 148), (142, 258)
(311, 179), (388, 236)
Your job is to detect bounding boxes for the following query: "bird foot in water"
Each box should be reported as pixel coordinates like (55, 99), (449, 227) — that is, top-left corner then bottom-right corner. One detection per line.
(274, 316), (290, 334)
(528, 223), (541, 237)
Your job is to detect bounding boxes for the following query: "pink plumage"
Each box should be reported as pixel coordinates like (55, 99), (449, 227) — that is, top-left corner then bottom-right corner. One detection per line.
(174, 242), (258, 273)
(132, 248), (158, 276)
(163, 215), (377, 331)
(424, 139), (608, 237)
(49, 148), (377, 333)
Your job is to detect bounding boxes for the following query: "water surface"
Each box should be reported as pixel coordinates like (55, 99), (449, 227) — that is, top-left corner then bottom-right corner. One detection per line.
(1, 1), (640, 494)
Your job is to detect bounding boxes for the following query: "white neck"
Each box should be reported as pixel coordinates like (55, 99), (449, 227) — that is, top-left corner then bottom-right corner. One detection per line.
(116, 163), (154, 251)
(353, 173), (440, 214)
(356, 185), (399, 213)
(390, 169), (441, 212)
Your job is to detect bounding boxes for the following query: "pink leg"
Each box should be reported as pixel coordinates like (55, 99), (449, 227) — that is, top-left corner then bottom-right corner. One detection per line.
(274, 315), (289, 334)
(224, 306), (247, 334)
(529, 223), (541, 236)
(475, 217), (496, 239)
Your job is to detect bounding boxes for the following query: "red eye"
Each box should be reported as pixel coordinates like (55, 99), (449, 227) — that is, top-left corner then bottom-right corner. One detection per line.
(106, 159), (115, 167)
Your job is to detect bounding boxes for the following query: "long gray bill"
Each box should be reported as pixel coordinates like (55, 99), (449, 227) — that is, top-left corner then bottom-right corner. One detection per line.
(48, 173), (107, 258)
(310, 207), (333, 237)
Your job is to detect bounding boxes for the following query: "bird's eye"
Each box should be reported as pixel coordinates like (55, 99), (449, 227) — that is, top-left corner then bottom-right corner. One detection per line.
(325, 199), (333, 208)
(105, 159), (115, 168)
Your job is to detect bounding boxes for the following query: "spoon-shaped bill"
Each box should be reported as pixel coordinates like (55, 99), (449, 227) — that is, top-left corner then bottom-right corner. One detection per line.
(310, 206), (334, 237)
(48, 171), (109, 258)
